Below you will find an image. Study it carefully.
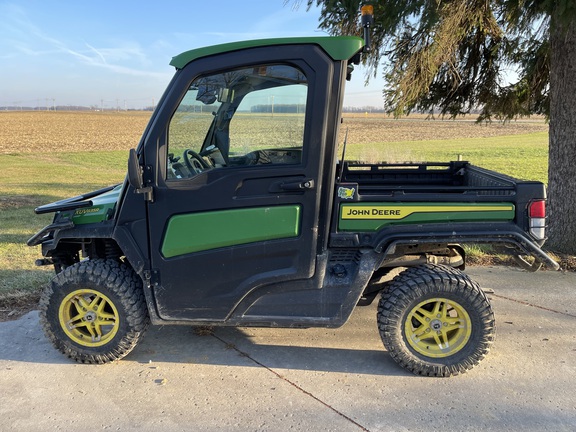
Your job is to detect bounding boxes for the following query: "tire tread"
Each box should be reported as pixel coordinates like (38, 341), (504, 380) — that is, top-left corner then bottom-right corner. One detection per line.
(39, 259), (149, 364)
(377, 264), (495, 377)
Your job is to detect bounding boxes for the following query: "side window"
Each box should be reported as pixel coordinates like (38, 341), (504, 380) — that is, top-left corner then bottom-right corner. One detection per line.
(228, 84), (306, 166)
(167, 64), (308, 180)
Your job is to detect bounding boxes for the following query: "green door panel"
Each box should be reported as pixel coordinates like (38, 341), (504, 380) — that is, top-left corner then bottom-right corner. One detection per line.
(338, 202), (515, 232)
(161, 205), (301, 258)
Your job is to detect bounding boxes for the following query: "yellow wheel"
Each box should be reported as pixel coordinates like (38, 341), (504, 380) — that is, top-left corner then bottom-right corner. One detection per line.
(59, 289), (120, 348)
(40, 259), (149, 364)
(378, 264), (494, 377)
(404, 298), (472, 358)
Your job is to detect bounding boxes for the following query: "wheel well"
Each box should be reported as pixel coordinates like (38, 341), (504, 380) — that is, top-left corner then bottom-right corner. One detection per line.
(379, 243), (465, 268)
(49, 238), (125, 273)
(358, 244), (466, 306)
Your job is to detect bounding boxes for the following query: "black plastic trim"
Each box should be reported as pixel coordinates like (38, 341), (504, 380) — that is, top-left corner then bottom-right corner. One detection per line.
(26, 220), (74, 246)
(373, 228), (559, 270)
(34, 185), (118, 214)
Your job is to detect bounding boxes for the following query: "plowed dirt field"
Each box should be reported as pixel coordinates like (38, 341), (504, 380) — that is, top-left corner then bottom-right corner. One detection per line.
(0, 111), (547, 154)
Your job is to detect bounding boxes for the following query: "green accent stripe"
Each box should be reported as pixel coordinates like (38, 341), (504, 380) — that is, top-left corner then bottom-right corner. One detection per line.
(161, 205), (301, 258)
(170, 36), (364, 69)
(338, 202), (515, 232)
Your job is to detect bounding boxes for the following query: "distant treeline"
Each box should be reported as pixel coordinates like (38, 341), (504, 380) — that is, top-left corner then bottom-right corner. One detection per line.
(250, 104), (306, 113)
(0, 106), (155, 112)
(1, 104), (397, 113)
(250, 105), (389, 113)
(342, 106), (387, 113)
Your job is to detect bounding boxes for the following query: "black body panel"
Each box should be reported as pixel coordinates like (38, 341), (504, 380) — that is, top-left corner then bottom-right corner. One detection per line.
(139, 45), (349, 322)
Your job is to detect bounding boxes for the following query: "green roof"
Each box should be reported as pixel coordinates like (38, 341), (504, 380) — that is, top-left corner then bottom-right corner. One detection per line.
(170, 36), (364, 69)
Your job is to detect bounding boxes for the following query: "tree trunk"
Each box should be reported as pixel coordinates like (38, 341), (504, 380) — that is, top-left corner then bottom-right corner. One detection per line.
(546, 13), (576, 254)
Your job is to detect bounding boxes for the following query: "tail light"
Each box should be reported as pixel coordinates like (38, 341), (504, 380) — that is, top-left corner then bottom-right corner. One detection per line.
(528, 200), (546, 240)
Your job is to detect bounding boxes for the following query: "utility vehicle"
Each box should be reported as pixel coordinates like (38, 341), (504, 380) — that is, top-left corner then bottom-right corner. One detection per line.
(29, 8), (558, 376)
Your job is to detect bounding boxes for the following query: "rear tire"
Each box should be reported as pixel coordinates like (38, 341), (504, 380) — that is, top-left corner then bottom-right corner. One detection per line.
(377, 264), (495, 376)
(39, 259), (149, 364)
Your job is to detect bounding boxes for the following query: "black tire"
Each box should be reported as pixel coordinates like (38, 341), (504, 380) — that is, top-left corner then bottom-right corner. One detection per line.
(39, 259), (149, 364)
(377, 264), (495, 377)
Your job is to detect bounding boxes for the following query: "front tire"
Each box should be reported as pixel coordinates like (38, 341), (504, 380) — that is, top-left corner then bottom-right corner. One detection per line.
(39, 259), (149, 364)
(377, 264), (495, 377)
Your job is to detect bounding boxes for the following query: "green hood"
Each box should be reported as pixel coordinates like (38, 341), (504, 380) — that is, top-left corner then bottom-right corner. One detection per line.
(34, 184), (123, 225)
(68, 185), (122, 224)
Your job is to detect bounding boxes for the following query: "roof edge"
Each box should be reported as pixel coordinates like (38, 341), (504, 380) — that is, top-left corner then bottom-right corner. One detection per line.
(170, 36), (364, 69)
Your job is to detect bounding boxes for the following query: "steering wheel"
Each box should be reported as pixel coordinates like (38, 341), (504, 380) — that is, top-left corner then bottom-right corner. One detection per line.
(183, 149), (211, 174)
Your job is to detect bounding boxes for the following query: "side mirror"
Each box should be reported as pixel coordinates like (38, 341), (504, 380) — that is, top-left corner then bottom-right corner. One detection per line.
(128, 148), (144, 189)
(127, 149), (154, 202)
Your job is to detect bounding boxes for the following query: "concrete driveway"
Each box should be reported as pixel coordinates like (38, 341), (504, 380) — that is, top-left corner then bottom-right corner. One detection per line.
(1, 266), (575, 431)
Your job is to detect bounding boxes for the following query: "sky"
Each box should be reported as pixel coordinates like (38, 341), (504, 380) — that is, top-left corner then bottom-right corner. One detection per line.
(0, 0), (386, 110)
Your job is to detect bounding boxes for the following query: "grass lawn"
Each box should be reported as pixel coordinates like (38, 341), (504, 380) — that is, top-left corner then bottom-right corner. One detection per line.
(346, 132), (548, 184)
(0, 151), (129, 314)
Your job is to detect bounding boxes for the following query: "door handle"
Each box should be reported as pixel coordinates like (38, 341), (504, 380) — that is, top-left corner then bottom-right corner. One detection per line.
(279, 179), (315, 191)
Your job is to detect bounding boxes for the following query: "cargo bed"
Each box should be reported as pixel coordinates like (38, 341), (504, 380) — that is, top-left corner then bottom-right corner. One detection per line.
(341, 161), (527, 195)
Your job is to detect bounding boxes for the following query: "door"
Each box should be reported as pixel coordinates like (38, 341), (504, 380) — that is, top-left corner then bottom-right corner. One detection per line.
(145, 47), (335, 321)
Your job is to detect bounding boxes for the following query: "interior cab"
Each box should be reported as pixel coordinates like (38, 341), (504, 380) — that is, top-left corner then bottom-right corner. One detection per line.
(166, 64), (307, 180)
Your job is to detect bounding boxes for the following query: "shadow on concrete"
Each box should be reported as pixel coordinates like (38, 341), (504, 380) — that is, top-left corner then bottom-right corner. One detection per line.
(129, 324), (406, 377)
(0, 311), (405, 376)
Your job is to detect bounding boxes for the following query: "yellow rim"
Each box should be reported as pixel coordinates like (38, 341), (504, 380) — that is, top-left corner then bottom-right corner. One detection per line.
(404, 297), (472, 358)
(58, 289), (120, 347)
